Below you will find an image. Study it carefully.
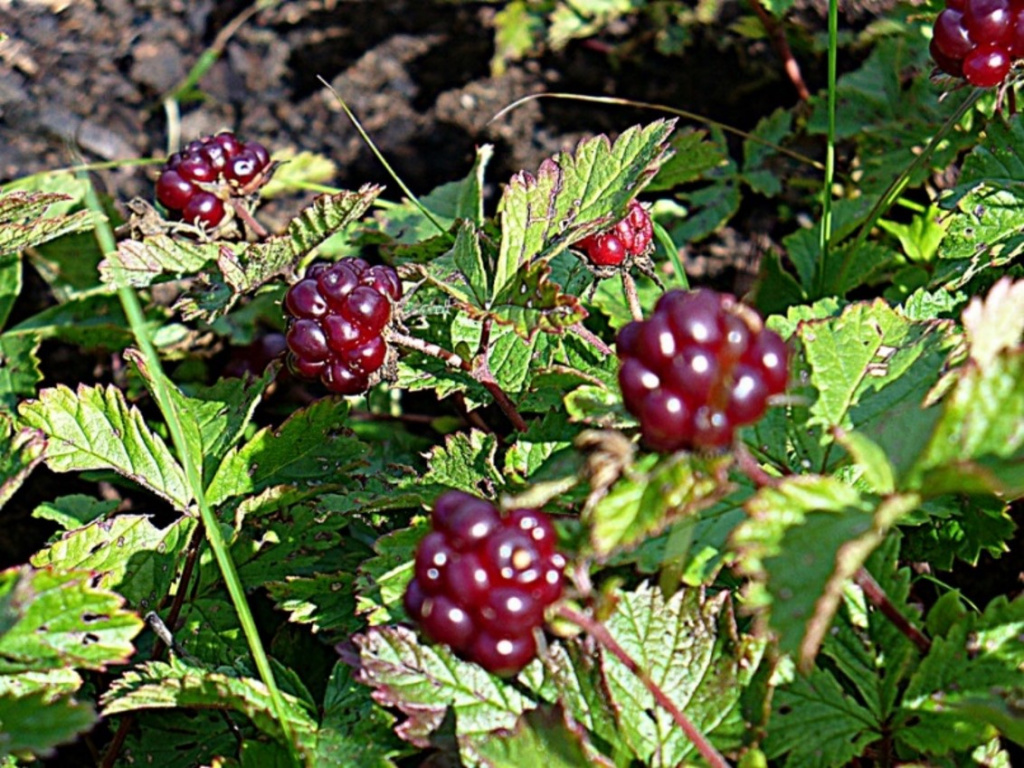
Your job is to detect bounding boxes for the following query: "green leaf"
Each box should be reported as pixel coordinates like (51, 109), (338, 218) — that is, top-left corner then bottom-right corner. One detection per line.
(420, 430), (502, 493)
(259, 149), (338, 199)
(0, 416), (44, 511)
(585, 452), (732, 559)
(6, 292), (135, 350)
(908, 350), (1024, 498)
(19, 383), (191, 511)
(120, 710), (239, 767)
(101, 657), (318, 755)
(961, 276), (1024, 369)
(99, 234), (219, 289)
(732, 475), (920, 668)
(488, 258), (587, 339)
(265, 572), (358, 644)
(647, 128), (726, 191)
(798, 299), (956, 479)
(354, 625), (534, 748)
(0, 334), (42, 414)
(0, 188), (95, 256)
(418, 143), (493, 227)
(177, 186), (382, 321)
(314, 662), (404, 768)
(594, 584), (765, 765)
(464, 705), (614, 768)
(495, 120), (675, 296)
(0, 691), (96, 760)
(0, 565), (143, 674)
(30, 515), (193, 609)
(742, 107), (792, 197)
(878, 203), (947, 264)
(899, 594), (1024, 753)
(206, 398), (366, 506)
(765, 665), (880, 767)
(354, 524), (423, 627)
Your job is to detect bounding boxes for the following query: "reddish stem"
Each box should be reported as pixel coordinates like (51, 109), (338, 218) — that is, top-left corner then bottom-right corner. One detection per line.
(749, 0), (811, 101)
(556, 605), (732, 768)
(229, 198), (269, 240)
(570, 322), (613, 357)
(621, 272), (643, 321)
(854, 567), (932, 655)
(389, 330), (528, 432)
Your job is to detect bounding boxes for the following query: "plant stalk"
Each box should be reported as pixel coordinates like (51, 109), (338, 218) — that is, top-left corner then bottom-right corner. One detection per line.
(557, 605), (732, 768)
(83, 178), (300, 763)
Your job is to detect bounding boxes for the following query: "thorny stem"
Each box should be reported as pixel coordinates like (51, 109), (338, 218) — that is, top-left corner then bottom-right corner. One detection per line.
(855, 567), (932, 655)
(102, 524), (205, 768)
(622, 272), (644, 321)
(749, 0), (810, 101)
(556, 605), (732, 768)
(389, 331), (528, 432)
(229, 198), (270, 239)
(570, 322), (613, 357)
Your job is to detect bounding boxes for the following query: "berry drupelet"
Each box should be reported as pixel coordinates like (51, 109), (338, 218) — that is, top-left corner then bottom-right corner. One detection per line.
(282, 257), (402, 395)
(155, 132), (271, 228)
(403, 490), (567, 676)
(931, 0), (1024, 87)
(576, 200), (654, 267)
(616, 288), (789, 452)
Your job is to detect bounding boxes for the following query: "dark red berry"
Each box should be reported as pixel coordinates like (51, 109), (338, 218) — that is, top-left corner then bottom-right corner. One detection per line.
(282, 258), (402, 395)
(154, 132), (272, 224)
(617, 288), (788, 451)
(405, 492), (565, 676)
(934, 9), (975, 59)
(155, 170), (195, 211)
(964, 0), (1014, 48)
(930, 39), (965, 77)
(962, 43), (1012, 86)
(182, 192), (225, 228)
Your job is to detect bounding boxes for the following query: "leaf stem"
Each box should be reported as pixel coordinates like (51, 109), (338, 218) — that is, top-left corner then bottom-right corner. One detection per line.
(389, 330), (528, 432)
(854, 567), (932, 654)
(570, 322), (613, 356)
(622, 272), (644, 321)
(813, 0), (838, 297)
(83, 178), (301, 763)
(749, 0), (810, 101)
(556, 604), (732, 768)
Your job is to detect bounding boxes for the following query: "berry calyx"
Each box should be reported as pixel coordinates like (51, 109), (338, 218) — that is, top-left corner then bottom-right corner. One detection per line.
(576, 200), (653, 269)
(282, 257), (403, 395)
(154, 131), (272, 228)
(616, 288), (789, 452)
(404, 491), (566, 676)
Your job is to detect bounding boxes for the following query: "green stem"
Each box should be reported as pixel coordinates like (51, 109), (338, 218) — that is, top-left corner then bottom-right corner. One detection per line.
(83, 178), (300, 762)
(814, 0), (838, 298)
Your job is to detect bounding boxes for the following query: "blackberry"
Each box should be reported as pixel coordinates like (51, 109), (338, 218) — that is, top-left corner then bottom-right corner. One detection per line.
(931, 0), (1022, 87)
(404, 491), (566, 676)
(283, 258), (402, 395)
(155, 132), (272, 228)
(616, 288), (789, 452)
(576, 200), (654, 268)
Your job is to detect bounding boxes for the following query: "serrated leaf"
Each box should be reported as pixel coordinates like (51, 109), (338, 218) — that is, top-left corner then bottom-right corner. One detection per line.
(19, 384), (191, 511)
(0, 334), (42, 413)
(878, 203), (947, 264)
(647, 128), (725, 191)
(265, 573), (357, 644)
(585, 452), (732, 559)
(489, 258), (586, 339)
(120, 710), (239, 768)
(0, 189), (96, 258)
(420, 430), (502, 493)
(259, 149), (338, 199)
(798, 300), (956, 478)
(742, 108), (792, 197)
(596, 584), (765, 765)
(0, 690), (96, 760)
(177, 187), (382, 321)
(414, 221), (491, 309)
(0, 416), (44, 511)
(764, 665), (880, 767)
(354, 524), (423, 627)
(6, 292), (134, 350)
(898, 594), (1024, 753)
(495, 121), (675, 296)
(0, 565), (143, 674)
(315, 662), (403, 768)
(99, 234), (220, 289)
(733, 475), (920, 668)
(908, 350), (1024, 498)
(205, 398), (366, 506)
(101, 657), (317, 754)
(353, 625), (534, 748)
(961, 277), (1024, 369)
(31, 515), (193, 609)
(464, 704), (614, 768)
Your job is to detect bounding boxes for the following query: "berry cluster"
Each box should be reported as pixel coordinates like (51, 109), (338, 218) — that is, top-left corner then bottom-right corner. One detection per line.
(404, 491), (566, 676)
(156, 132), (271, 228)
(617, 288), (788, 452)
(283, 258), (402, 395)
(576, 200), (654, 267)
(931, 0), (1024, 87)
